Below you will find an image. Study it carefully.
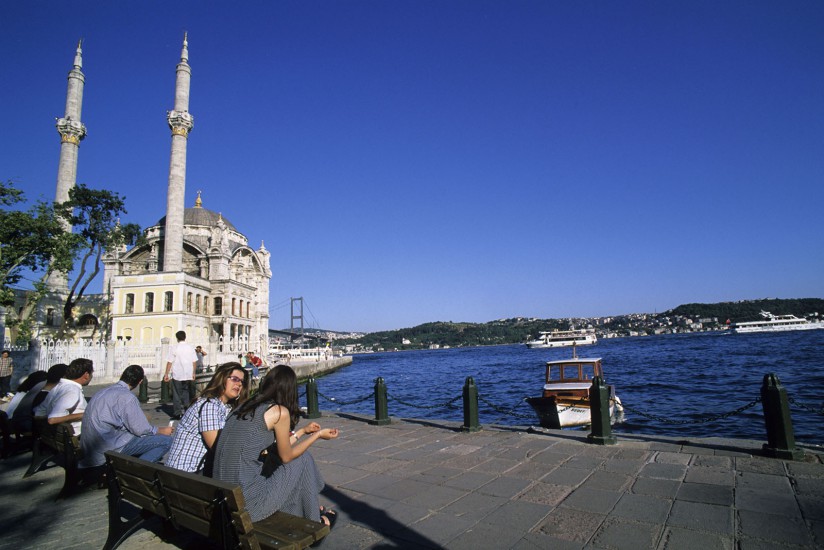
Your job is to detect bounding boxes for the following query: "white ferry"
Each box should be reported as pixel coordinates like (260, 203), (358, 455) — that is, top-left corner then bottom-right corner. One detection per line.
(526, 328), (597, 349)
(730, 311), (824, 334)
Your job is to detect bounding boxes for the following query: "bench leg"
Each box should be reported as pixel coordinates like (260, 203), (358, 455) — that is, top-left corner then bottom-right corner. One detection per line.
(23, 438), (57, 478)
(103, 465), (150, 550)
(56, 456), (81, 499)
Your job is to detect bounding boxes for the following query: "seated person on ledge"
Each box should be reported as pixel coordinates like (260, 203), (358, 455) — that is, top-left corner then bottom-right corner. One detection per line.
(79, 365), (174, 471)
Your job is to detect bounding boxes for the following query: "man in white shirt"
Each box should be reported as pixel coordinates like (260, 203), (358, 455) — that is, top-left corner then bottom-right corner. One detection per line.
(163, 330), (198, 419)
(33, 358), (94, 435)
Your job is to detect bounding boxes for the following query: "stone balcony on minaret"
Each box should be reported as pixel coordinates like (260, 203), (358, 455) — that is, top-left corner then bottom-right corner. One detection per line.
(167, 110), (194, 137)
(56, 116), (86, 145)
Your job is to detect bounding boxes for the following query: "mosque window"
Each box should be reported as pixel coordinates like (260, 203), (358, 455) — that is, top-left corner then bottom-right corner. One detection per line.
(232, 298), (236, 316)
(125, 294), (135, 314)
(187, 292), (193, 312)
(164, 291), (174, 312)
(145, 292), (154, 313)
(204, 296), (210, 315)
(195, 294), (201, 313)
(239, 300), (244, 318)
(46, 308), (55, 326)
(214, 297), (223, 315)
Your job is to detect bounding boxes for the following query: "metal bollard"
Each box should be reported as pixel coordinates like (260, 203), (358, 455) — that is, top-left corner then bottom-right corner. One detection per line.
(761, 373), (804, 460)
(371, 377), (391, 425)
(138, 377), (148, 403)
(462, 376), (481, 432)
(587, 376), (617, 445)
(305, 378), (321, 419)
(160, 379), (171, 403)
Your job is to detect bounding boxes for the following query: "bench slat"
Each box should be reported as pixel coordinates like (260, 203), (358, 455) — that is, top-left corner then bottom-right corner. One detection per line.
(253, 511), (329, 548)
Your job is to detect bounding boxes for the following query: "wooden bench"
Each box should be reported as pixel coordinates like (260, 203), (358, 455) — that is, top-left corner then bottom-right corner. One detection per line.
(23, 417), (83, 499)
(104, 451), (330, 550)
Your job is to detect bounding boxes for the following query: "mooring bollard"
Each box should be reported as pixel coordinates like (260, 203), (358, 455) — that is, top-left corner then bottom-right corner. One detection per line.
(462, 376), (481, 432)
(587, 376), (617, 445)
(138, 377), (148, 403)
(761, 373), (804, 460)
(305, 377), (321, 419)
(160, 379), (171, 403)
(371, 377), (391, 425)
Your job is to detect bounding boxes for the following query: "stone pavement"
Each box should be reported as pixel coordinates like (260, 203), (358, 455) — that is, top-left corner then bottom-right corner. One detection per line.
(1, 391), (822, 549)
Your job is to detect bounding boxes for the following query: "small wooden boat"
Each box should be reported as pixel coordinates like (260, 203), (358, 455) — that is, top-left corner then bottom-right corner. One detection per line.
(526, 356), (621, 429)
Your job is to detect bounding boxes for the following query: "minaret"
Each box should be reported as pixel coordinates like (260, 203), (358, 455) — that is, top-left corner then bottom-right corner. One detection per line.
(48, 40), (87, 291)
(162, 33), (194, 272)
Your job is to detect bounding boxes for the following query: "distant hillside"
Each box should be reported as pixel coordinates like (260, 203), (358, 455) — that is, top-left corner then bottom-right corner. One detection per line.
(665, 298), (824, 322)
(334, 297), (824, 351)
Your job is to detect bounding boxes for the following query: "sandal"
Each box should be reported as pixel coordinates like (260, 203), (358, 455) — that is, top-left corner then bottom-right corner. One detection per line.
(311, 510), (337, 547)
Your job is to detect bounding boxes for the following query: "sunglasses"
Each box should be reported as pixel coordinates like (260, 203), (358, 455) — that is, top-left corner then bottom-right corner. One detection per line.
(228, 375), (244, 384)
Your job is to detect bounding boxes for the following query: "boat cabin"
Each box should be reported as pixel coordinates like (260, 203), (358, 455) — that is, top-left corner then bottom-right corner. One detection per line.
(542, 358), (603, 397)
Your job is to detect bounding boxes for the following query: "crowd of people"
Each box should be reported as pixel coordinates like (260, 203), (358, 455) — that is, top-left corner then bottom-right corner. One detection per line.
(3, 330), (340, 534)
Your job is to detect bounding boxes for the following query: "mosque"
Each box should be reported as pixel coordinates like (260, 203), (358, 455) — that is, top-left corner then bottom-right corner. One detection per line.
(7, 36), (271, 349)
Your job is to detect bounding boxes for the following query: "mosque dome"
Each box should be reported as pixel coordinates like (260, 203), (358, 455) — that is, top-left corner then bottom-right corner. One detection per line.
(154, 192), (238, 232)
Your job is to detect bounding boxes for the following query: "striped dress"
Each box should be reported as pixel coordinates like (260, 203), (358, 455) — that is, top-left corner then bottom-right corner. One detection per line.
(213, 403), (324, 522)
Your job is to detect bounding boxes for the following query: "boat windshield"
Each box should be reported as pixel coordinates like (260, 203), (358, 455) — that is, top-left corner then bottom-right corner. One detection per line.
(546, 361), (602, 383)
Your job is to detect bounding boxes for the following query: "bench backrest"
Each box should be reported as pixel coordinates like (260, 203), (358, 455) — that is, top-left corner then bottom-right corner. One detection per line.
(33, 417), (81, 455)
(104, 451), (258, 548)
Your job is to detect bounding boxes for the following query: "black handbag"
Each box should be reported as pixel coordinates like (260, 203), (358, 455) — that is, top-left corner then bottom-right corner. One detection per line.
(258, 442), (283, 478)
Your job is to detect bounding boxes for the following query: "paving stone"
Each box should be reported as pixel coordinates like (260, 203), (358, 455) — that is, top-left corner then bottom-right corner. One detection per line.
(443, 519), (527, 549)
(735, 487), (802, 516)
(639, 462), (687, 480)
(407, 512), (478, 547)
(441, 470), (497, 491)
(794, 476), (824, 498)
(610, 493), (672, 523)
(476, 475), (532, 498)
(590, 516), (663, 550)
(402, 483), (468, 510)
(668, 501), (734, 535)
(684, 466), (735, 486)
(738, 509), (814, 546)
(660, 527), (733, 550)
(536, 507), (605, 543)
(656, 451), (692, 465)
(581, 469), (632, 492)
(517, 481), (574, 507)
(692, 455), (733, 469)
(542, 465), (592, 486)
(559, 487), (622, 515)
(631, 476), (681, 498)
(676, 482), (734, 506)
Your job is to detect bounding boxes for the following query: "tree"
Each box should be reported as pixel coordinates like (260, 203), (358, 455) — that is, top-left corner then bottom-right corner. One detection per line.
(55, 183), (142, 336)
(0, 181), (80, 342)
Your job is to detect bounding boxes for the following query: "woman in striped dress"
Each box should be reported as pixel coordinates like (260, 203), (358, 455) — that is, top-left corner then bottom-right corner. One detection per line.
(213, 364), (339, 527)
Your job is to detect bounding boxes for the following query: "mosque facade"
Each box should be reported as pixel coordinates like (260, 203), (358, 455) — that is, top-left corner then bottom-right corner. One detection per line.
(7, 36), (271, 350)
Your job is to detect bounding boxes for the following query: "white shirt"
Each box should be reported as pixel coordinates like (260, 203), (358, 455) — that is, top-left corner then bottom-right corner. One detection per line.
(33, 378), (87, 435)
(167, 341), (198, 381)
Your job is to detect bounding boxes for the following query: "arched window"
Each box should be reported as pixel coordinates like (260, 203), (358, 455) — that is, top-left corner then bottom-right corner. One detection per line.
(195, 294), (201, 313)
(125, 293), (135, 314)
(145, 292), (154, 313)
(214, 297), (223, 316)
(232, 298), (236, 316)
(204, 296), (210, 315)
(164, 291), (174, 311)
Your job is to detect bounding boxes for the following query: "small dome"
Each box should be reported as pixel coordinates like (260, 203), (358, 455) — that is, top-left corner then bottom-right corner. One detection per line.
(156, 207), (238, 232)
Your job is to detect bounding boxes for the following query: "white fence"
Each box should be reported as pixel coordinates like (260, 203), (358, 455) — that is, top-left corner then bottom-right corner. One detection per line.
(29, 336), (264, 384)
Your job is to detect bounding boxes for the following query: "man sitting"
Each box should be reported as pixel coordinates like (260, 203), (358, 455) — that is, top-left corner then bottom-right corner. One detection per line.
(33, 358), (94, 435)
(79, 365), (174, 470)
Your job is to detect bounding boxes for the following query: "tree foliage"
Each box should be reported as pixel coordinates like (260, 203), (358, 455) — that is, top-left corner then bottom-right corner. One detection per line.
(56, 183), (142, 333)
(0, 181), (78, 305)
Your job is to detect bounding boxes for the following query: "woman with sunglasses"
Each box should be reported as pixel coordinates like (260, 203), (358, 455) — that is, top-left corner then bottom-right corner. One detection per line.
(213, 364), (339, 529)
(166, 362), (250, 474)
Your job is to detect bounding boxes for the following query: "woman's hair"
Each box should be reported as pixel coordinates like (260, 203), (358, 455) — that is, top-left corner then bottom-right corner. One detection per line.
(16, 370), (48, 393)
(232, 364), (299, 429)
(199, 362), (250, 406)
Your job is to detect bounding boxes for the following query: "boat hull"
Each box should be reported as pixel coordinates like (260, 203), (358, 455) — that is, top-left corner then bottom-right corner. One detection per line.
(525, 337), (596, 349)
(526, 395), (619, 429)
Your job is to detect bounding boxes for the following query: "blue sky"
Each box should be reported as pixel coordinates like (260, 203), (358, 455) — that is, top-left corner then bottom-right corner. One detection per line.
(3, 1), (823, 333)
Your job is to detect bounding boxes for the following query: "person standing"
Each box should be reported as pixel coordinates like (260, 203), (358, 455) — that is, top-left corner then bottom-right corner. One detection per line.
(195, 345), (207, 371)
(0, 350), (14, 396)
(79, 365), (174, 470)
(164, 331), (198, 420)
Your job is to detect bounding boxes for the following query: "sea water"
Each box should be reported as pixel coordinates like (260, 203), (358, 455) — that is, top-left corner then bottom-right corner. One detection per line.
(311, 330), (823, 446)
